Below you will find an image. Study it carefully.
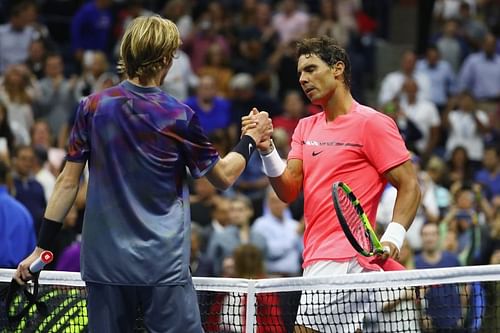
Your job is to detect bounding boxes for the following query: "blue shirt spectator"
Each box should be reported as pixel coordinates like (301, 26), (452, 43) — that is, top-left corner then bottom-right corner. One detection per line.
(13, 146), (47, 233)
(474, 145), (500, 199)
(206, 225), (267, 277)
(0, 171), (36, 268)
(71, 0), (113, 58)
(457, 34), (500, 100)
(251, 187), (302, 276)
(416, 47), (457, 108)
(0, 2), (37, 74)
(184, 75), (231, 136)
(415, 223), (462, 331)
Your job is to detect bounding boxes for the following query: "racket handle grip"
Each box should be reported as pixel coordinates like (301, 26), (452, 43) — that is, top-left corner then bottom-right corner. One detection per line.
(29, 250), (54, 274)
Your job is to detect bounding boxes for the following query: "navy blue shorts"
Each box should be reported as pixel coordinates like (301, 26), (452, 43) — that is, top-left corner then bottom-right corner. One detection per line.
(86, 277), (203, 333)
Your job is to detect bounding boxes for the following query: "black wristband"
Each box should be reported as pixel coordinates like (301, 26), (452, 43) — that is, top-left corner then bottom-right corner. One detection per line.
(232, 135), (257, 165)
(37, 218), (62, 250)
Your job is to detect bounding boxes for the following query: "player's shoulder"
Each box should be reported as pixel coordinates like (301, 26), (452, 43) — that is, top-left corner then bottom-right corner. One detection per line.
(79, 84), (125, 109)
(354, 103), (390, 121)
(296, 112), (324, 127)
(354, 103), (397, 132)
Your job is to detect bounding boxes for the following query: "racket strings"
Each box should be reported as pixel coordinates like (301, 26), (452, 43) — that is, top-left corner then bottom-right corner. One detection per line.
(337, 189), (372, 251)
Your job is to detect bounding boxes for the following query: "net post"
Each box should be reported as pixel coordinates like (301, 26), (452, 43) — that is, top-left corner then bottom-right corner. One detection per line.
(245, 280), (256, 333)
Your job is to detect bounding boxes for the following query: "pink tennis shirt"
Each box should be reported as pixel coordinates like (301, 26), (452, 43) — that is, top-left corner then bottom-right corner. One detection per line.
(288, 100), (409, 269)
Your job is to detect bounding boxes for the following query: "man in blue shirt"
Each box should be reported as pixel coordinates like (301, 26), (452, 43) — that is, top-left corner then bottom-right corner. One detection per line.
(12, 145), (46, 234)
(475, 145), (500, 200)
(71, 0), (113, 63)
(415, 223), (463, 332)
(0, 160), (36, 268)
(15, 15), (271, 332)
(184, 74), (232, 136)
(416, 45), (457, 111)
(458, 33), (500, 111)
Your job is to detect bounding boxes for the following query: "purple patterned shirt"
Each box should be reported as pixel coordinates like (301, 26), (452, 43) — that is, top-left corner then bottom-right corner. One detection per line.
(67, 80), (219, 285)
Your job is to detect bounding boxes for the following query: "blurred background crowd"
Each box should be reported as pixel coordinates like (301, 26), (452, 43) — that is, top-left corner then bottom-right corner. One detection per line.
(0, 0), (499, 282)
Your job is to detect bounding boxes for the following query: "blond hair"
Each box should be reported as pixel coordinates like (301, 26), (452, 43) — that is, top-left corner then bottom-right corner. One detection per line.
(119, 15), (180, 80)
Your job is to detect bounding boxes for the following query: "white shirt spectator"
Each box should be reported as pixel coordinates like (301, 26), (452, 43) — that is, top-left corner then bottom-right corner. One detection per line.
(0, 90), (33, 146)
(434, 0), (476, 20)
(0, 23), (36, 74)
(378, 182), (439, 251)
(272, 9), (309, 45)
(35, 167), (56, 201)
(251, 213), (302, 276)
(400, 99), (441, 154)
(446, 109), (489, 161)
(161, 50), (198, 101)
(378, 71), (431, 106)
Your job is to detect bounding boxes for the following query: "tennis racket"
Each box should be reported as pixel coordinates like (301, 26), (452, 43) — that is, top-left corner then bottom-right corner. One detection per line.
(332, 181), (385, 257)
(0, 251), (53, 325)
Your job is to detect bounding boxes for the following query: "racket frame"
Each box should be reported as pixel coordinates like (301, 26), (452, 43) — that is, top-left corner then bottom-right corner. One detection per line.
(332, 181), (384, 257)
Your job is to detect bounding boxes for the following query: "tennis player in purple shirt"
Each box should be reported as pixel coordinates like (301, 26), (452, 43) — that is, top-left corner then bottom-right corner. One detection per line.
(15, 15), (271, 332)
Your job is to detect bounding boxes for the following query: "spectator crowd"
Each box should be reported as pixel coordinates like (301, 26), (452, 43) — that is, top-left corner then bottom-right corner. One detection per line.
(0, 0), (499, 288)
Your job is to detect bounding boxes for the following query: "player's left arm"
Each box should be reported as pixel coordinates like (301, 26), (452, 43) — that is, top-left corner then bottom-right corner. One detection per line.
(15, 161), (85, 284)
(382, 160), (421, 258)
(44, 161), (85, 221)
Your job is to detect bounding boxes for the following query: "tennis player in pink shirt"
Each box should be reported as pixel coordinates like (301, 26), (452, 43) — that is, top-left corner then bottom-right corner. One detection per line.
(243, 37), (421, 332)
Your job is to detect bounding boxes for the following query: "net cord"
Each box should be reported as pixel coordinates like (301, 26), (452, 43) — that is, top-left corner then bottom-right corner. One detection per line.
(2, 265), (500, 292)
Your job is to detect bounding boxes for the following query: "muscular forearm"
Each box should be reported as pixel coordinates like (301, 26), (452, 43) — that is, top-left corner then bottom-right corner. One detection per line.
(44, 174), (80, 222)
(270, 173), (301, 203)
(208, 153), (246, 190)
(259, 148), (302, 203)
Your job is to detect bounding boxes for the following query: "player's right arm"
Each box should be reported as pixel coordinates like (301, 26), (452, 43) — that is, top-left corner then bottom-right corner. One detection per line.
(206, 110), (272, 190)
(268, 156), (303, 203)
(241, 112), (303, 203)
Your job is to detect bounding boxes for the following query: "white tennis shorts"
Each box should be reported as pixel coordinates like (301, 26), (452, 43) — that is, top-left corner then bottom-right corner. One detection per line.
(295, 258), (379, 333)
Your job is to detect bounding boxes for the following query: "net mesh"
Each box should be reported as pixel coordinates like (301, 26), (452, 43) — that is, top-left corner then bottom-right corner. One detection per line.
(2, 266), (500, 332)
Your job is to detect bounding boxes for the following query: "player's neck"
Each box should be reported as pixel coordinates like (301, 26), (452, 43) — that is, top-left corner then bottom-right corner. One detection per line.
(323, 89), (354, 122)
(128, 71), (164, 88)
(128, 77), (158, 88)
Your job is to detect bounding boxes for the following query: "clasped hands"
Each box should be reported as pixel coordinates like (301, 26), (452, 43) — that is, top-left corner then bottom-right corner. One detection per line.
(241, 108), (273, 153)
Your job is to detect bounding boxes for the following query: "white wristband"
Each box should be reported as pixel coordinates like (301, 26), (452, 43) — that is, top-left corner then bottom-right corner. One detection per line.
(380, 222), (406, 252)
(260, 146), (286, 177)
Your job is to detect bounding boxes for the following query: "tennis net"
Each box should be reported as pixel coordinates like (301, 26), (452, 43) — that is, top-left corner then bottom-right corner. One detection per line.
(1, 265), (500, 332)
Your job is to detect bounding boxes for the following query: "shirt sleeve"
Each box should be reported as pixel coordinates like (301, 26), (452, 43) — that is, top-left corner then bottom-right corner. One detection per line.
(363, 112), (410, 174)
(428, 102), (441, 127)
(181, 110), (220, 178)
(66, 98), (90, 163)
(457, 56), (474, 93)
(287, 119), (304, 161)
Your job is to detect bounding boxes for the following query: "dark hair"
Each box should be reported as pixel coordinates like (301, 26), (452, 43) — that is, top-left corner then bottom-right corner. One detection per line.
(233, 244), (265, 279)
(0, 160), (9, 184)
(296, 36), (351, 88)
(10, 0), (34, 17)
(485, 143), (500, 155)
(0, 100), (14, 151)
(13, 144), (33, 158)
(426, 44), (439, 53)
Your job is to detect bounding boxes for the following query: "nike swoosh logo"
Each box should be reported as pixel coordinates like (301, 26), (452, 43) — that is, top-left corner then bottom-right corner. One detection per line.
(312, 151), (323, 156)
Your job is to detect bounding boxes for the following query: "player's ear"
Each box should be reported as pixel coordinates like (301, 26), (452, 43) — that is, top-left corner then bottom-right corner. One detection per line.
(163, 57), (172, 70)
(333, 61), (345, 77)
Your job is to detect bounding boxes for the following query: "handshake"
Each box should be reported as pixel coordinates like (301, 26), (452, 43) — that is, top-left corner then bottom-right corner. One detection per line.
(241, 108), (274, 154)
